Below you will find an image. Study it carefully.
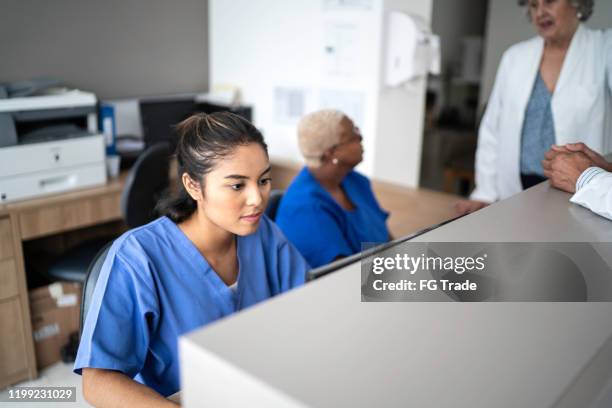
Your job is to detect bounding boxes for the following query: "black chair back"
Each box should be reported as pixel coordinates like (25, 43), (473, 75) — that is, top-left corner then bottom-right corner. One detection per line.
(121, 142), (170, 228)
(79, 144), (170, 335)
(80, 242), (112, 336)
(266, 189), (284, 221)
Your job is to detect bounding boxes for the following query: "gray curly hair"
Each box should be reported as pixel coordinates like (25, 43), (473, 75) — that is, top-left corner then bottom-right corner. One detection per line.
(297, 109), (346, 168)
(518, 0), (594, 22)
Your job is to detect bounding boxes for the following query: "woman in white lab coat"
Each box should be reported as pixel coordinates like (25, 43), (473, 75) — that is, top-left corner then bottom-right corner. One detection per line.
(456, 0), (611, 215)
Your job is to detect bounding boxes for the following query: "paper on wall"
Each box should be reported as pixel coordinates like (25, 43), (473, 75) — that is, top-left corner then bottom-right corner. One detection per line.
(323, 21), (364, 80)
(323, 0), (373, 11)
(274, 87), (307, 125)
(319, 89), (365, 127)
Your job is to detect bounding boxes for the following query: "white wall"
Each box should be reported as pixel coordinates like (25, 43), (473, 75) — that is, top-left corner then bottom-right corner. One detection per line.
(479, 0), (612, 108)
(209, 0), (432, 187)
(373, 0), (433, 186)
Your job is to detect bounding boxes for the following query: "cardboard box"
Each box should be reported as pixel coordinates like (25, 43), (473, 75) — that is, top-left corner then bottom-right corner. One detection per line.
(29, 282), (81, 369)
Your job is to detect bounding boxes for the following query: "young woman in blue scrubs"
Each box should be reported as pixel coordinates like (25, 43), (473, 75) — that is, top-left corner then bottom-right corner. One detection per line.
(74, 112), (309, 407)
(276, 109), (391, 268)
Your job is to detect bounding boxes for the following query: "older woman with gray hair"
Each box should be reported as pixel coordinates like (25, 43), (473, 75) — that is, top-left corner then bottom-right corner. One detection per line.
(276, 109), (390, 268)
(456, 0), (611, 215)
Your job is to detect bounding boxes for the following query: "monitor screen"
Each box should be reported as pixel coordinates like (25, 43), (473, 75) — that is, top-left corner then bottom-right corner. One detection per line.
(306, 214), (464, 281)
(139, 97), (197, 153)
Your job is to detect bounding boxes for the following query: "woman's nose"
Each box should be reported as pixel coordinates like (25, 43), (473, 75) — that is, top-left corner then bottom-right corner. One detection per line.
(246, 185), (263, 207)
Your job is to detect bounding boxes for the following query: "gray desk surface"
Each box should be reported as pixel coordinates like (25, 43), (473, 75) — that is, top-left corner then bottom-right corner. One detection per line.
(180, 182), (612, 408)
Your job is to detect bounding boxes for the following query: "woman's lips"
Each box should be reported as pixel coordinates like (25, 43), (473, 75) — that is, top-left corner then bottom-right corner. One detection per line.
(538, 20), (554, 30)
(241, 212), (262, 223)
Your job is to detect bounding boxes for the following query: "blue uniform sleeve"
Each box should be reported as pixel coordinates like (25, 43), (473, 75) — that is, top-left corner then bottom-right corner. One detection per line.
(74, 245), (159, 379)
(352, 171), (390, 220)
(276, 240), (310, 291)
(279, 204), (352, 268)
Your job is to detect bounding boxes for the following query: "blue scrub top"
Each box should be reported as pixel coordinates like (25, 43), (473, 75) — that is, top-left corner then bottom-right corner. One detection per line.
(276, 167), (389, 268)
(74, 215), (308, 397)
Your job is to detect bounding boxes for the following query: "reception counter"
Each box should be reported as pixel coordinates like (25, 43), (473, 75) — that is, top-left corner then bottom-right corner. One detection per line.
(179, 181), (612, 408)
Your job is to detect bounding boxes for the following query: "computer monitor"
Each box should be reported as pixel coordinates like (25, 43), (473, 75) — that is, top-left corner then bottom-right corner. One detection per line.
(196, 101), (252, 122)
(306, 214), (464, 281)
(139, 96), (197, 153)
(139, 96), (254, 154)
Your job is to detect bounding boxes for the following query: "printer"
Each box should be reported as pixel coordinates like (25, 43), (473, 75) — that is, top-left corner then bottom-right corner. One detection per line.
(0, 79), (106, 203)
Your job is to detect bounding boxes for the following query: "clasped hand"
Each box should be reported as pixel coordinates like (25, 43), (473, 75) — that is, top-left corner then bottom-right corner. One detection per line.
(542, 142), (611, 193)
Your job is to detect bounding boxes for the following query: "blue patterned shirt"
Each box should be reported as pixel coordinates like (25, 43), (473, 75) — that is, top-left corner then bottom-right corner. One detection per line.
(520, 72), (556, 176)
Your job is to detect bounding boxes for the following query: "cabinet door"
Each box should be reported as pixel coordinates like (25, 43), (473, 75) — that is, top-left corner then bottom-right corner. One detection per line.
(0, 297), (29, 388)
(0, 258), (19, 300)
(0, 218), (14, 260)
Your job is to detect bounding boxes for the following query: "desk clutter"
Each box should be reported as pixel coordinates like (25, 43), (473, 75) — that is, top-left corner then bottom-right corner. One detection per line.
(29, 282), (81, 369)
(0, 78), (253, 205)
(106, 93), (252, 170)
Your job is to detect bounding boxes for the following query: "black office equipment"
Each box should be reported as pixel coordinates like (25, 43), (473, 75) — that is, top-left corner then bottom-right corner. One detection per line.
(47, 143), (171, 283)
(139, 97), (196, 152)
(121, 142), (171, 227)
(196, 101), (252, 122)
(80, 243), (112, 336)
(139, 95), (253, 154)
(307, 214), (464, 282)
(265, 189), (284, 221)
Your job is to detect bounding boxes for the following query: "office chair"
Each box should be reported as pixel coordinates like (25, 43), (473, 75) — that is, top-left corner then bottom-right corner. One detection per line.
(265, 189), (284, 221)
(47, 142), (171, 283)
(79, 242), (112, 336)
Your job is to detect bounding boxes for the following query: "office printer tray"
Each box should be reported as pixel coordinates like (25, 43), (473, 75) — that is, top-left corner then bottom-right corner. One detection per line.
(0, 135), (106, 203)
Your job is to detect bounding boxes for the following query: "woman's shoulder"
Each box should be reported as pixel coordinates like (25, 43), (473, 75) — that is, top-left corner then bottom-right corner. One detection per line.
(503, 35), (542, 62)
(284, 167), (319, 194)
(346, 170), (372, 186)
(594, 27), (612, 51)
(281, 168), (337, 209)
(106, 217), (173, 268)
(579, 25), (611, 39)
(251, 215), (293, 249)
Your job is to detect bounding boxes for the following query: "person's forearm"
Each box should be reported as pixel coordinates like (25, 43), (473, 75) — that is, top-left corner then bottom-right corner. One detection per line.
(82, 368), (178, 408)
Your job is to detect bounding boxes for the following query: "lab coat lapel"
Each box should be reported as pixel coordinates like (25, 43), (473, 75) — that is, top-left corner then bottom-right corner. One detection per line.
(551, 24), (585, 144)
(513, 37), (543, 133)
(505, 36), (543, 192)
(552, 24), (584, 97)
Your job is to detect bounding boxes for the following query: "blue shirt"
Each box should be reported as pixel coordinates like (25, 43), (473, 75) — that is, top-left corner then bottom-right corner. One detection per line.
(74, 215), (308, 396)
(520, 71), (556, 176)
(276, 167), (389, 268)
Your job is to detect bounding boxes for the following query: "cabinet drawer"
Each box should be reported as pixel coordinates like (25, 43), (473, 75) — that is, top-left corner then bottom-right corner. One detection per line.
(0, 297), (29, 386)
(19, 193), (122, 240)
(0, 218), (15, 260)
(0, 258), (19, 300)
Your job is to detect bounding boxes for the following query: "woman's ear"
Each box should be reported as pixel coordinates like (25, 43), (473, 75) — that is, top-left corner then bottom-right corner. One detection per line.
(182, 173), (202, 201)
(320, 148), (334, 165)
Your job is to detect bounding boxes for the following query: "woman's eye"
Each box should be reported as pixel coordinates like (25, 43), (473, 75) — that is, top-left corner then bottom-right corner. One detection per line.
(230, 184), (244, 191)
(259, 178), (272, 186)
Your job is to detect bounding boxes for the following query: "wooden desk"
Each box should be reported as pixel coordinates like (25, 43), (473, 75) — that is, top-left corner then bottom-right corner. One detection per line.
(0, 174), (127, 388)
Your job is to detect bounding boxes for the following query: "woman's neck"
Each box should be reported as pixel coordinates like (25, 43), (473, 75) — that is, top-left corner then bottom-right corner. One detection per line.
(179, 211), (235, 257)
(544, 23), (578, 51)
(309, 164), (350, 192)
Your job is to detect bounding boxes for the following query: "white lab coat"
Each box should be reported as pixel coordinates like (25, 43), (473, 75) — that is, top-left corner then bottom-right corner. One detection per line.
(571, 169), (612, 221)
(472, 25), (612, 203)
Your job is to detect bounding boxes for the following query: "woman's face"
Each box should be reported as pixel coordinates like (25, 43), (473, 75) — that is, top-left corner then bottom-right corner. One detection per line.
(198, 143), (271, 236)
(332, 116), (364, 168)
(528, 0), (579, 43)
